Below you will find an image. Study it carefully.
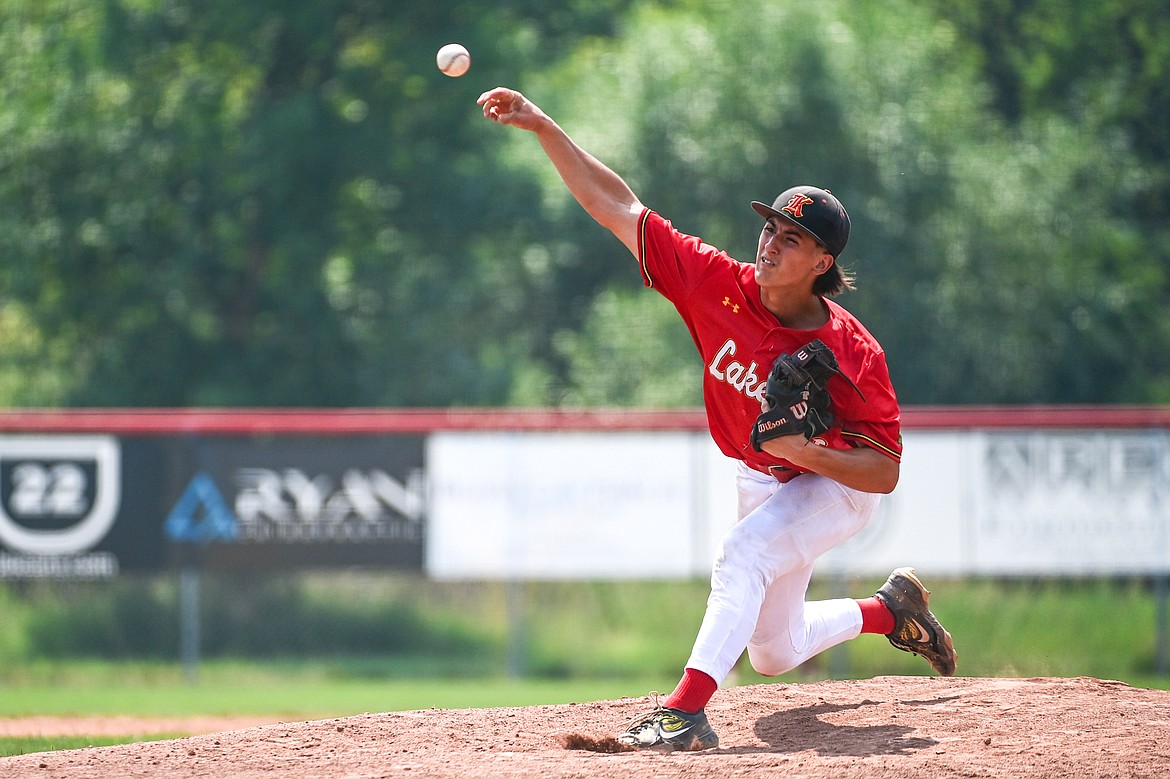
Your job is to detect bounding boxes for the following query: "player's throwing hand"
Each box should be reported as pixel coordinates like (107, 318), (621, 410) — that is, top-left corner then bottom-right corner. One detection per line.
(478, 87), (546, 131)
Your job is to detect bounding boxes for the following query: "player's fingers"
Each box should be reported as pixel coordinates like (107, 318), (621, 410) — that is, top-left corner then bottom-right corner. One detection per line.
(484, 105), (519, 125)
(479, 90), (516, 123)
(476, 87), (507, 106)
(477, 87), (518, 110)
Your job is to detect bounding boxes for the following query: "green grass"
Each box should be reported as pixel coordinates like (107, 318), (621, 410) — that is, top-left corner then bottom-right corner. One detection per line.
(1, 735), (177, 759)
(0, 663), (677, 758)
(0, 661), (675, 719)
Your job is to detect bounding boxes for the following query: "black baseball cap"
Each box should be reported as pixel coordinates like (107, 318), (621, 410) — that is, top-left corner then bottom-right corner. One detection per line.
(751, 186), (850, 258)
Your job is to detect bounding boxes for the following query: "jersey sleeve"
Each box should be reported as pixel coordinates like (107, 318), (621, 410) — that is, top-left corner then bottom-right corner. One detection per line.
(838, 349), (903, 462)
(637, 209), (727, 302)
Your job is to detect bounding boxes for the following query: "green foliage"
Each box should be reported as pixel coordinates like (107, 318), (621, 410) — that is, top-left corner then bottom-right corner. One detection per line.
(924, 0), (1170, 402)
(510, 288), (702, 406)
(933, 578), (1161, 679)
(5, 574), (1170, 689)
(0, 1), (1166, 406)
(16, 574), (493, 660)
(0, 0), (640, 407)
(24, 579), (177, 658)
(518, 0), (1169, 404)
(512, 579), (709, 678)
(0, 585), (29, 663)
(197, 574), (488, 658)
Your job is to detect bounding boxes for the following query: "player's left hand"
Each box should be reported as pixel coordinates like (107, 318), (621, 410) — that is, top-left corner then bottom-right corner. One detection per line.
(749, 344), (837, 453)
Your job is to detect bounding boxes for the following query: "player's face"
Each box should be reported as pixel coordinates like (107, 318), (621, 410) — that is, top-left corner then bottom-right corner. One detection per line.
(754, 218), (833, 290)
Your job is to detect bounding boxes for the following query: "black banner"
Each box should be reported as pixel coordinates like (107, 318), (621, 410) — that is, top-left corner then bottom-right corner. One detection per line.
(0, 433), (426, 578)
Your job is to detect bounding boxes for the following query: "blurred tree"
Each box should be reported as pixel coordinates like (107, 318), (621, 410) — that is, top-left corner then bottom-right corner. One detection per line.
(926, 0), (1170, 402)
(0, 0), (641, 407)
(0, 0), (1165, 408)
(506, 0), (1167, 405)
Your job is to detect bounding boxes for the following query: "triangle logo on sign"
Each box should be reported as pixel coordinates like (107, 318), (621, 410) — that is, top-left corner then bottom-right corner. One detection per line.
(164, 473), (239, 544)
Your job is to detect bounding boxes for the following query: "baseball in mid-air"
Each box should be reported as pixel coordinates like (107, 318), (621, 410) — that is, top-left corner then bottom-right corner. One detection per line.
(436, 43), (471, 77)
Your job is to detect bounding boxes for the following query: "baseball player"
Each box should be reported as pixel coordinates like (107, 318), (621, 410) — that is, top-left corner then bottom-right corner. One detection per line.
(479, 86), (957, 751)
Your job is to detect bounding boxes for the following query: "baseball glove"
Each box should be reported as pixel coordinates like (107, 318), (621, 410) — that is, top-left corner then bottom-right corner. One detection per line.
(749, 339), (863, 451)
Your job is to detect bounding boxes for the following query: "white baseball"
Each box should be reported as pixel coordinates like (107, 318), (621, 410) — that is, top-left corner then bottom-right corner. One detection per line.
(436, 43), (471, 78)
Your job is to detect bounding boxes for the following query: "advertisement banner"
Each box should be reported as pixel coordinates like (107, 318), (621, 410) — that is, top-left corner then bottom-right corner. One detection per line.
(163, 436), (427, 571)
(425, 431), (737, 580)
(2, 418), (1165, 580)
(966, 431), (1170, 574)
(0, 433), (427, 577)
(0, 435), (168, 578)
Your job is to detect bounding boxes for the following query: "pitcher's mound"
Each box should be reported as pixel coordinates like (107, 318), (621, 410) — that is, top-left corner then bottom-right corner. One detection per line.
(3, 676), (1168, 778)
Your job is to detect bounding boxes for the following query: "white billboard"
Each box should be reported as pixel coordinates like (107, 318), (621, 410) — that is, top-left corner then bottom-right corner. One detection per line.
(965, 431), (1169, 574)
(426, 428), (1170, 580)
(425, 431), (736, 579)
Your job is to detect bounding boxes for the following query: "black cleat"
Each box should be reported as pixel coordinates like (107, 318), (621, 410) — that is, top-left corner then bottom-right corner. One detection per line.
(617, 705), (719, 751)
(875, 567), (958, 676)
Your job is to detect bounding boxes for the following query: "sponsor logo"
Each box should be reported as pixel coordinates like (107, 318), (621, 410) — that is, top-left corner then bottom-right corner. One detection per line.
(166, 467), (426, 546)
(757, 419), (788, 434)
(903, 618), (928, 643)
(165, 473), (239, 544)
(0, 436), (121, 557)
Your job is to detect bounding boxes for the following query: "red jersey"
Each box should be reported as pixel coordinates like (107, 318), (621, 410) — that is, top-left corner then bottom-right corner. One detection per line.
(636, 209), (902, 475)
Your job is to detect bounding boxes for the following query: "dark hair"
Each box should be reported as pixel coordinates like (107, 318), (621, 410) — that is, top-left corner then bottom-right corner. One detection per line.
(814, 259), (855, 297)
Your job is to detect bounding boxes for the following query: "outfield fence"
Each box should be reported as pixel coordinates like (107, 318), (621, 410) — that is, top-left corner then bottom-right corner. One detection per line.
(1, 406), (1168, 675)
(0, 406), (1167, 581)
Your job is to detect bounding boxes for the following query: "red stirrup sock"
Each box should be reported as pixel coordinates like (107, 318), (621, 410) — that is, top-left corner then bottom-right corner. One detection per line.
(857, 596), (896, 635)
(663, 667), (718, 714)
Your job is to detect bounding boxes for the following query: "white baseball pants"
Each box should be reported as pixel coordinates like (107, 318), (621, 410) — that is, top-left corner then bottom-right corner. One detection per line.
(684, 461), (881, 683)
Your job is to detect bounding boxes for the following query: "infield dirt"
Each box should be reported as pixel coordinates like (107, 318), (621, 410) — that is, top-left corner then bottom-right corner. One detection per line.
(2, 675), (1168, 778)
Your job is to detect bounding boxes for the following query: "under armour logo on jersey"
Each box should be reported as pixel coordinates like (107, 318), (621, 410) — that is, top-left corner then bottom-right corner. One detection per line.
(783, 193), (815, 218)
(722, 296), (740, 313)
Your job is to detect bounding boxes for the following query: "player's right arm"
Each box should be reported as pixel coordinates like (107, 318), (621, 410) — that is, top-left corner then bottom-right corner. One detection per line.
(478, 87), (643, 257)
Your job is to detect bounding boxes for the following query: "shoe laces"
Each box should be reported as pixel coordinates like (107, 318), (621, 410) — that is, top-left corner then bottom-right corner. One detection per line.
(623, 691), (666, 733)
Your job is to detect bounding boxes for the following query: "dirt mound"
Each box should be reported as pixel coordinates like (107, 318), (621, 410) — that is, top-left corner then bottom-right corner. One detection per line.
(3, 676), (1168, 778)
